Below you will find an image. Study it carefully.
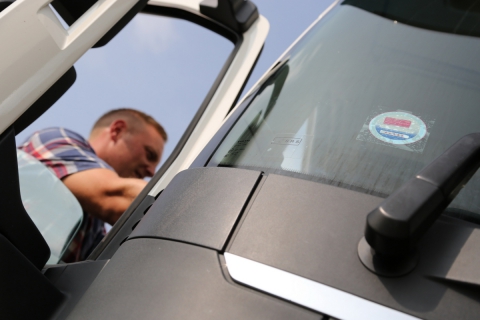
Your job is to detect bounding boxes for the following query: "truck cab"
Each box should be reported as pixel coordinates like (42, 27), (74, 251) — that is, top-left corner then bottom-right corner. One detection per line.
(1, 0), (480, 319)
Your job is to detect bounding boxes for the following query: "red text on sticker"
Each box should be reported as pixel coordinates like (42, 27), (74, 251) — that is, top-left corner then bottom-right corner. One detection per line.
(384, 117), (411, 128)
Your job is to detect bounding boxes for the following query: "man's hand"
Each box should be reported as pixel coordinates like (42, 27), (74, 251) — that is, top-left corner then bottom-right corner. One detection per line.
(62, 168), (147, 225)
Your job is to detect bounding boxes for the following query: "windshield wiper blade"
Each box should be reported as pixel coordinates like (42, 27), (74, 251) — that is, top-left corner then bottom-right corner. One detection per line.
(358, 132), (480, 277)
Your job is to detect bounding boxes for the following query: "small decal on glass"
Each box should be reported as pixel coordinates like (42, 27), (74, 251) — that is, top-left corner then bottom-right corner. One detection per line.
(271, 137), (302, 146)
(357, 109), (434, 153)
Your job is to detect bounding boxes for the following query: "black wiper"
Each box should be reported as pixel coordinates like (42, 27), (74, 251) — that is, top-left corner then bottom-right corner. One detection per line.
(358, 133), (480, 277)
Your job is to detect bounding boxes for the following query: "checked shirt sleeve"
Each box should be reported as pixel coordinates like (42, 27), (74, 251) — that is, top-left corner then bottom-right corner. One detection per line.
(18, 127), (112, 179)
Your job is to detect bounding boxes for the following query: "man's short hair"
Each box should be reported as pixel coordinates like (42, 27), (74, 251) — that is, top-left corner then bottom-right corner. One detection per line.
(92, 108), (167, 142)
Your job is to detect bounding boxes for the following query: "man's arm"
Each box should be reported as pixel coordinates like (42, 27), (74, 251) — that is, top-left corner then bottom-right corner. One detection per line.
(62, 168), (147, 225)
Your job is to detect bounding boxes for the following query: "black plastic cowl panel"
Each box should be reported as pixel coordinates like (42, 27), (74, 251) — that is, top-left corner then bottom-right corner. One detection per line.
(130, 167), (261, 250)
(68, 239), (319, 319)
(228, 174), (480, 319)
(43, 260), (109, 319)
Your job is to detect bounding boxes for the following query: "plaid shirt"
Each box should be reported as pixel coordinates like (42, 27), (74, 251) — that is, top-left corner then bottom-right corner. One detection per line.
(18, 127), (113, 262)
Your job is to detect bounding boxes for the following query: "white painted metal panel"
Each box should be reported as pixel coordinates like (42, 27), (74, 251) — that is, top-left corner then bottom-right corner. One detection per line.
(0, 0), (138, 135)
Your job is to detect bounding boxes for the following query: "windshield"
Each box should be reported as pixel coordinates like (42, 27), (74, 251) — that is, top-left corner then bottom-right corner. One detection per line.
(210, 0), (480, 219)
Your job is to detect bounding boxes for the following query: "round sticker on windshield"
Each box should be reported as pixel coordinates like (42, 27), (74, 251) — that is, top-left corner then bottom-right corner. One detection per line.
(368, 112), (426, 145)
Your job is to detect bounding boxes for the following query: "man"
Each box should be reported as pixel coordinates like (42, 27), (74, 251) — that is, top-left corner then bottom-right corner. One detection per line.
(19, 108), (167, 262)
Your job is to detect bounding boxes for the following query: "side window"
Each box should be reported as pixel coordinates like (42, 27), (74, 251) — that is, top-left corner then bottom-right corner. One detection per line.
(17, 150), (83, 264)
(17, 9), (235, 263)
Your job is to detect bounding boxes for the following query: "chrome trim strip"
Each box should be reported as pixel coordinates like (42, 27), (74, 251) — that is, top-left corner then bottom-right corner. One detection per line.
(224, 253), (419, 320)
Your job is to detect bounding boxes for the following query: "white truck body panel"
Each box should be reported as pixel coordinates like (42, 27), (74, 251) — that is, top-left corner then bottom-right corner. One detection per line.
(0, 0), (138, 135)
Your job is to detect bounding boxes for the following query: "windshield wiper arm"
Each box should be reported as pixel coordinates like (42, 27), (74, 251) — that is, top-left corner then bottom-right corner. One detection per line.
(358, 133), (480, 277)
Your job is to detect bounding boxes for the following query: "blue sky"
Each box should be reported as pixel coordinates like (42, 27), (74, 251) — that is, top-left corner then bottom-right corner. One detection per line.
(18, 1), (333, 167)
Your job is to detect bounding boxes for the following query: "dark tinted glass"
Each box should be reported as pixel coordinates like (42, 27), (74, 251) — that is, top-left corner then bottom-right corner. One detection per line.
(344, 0), (480, 38)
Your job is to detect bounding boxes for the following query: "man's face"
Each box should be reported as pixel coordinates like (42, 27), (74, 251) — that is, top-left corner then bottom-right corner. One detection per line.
(111, 124), (165, 179)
